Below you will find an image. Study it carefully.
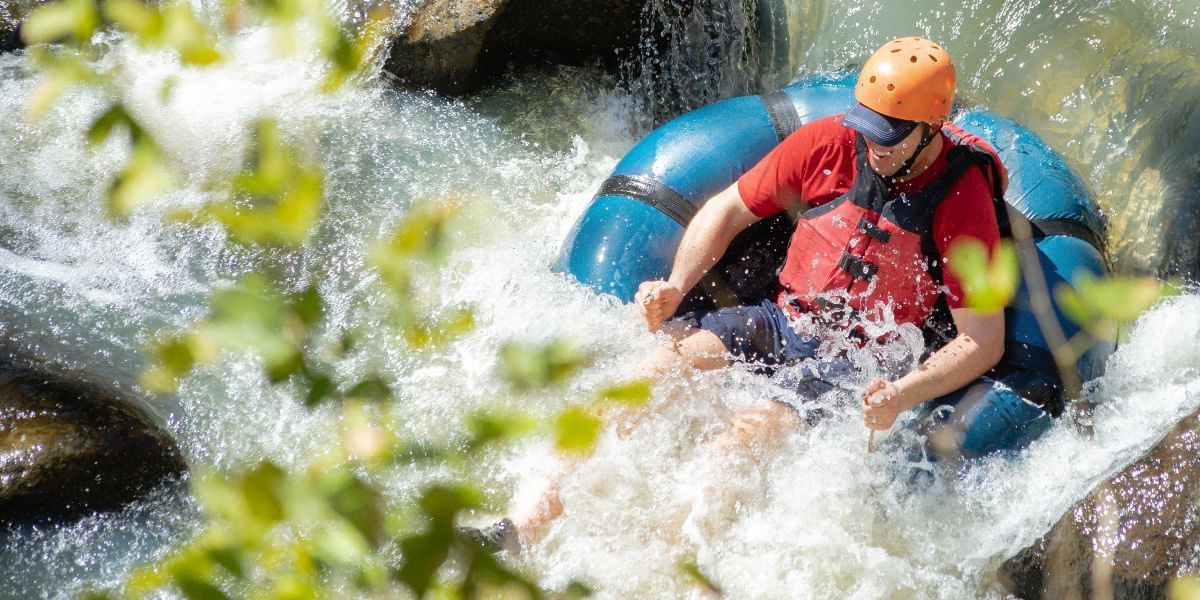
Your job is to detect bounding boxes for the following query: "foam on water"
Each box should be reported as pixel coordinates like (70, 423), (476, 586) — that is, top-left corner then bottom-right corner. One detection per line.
(1, 0), (1200, 597)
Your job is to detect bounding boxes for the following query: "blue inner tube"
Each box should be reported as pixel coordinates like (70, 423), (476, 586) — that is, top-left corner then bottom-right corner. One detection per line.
(556, 72), (1114, 444)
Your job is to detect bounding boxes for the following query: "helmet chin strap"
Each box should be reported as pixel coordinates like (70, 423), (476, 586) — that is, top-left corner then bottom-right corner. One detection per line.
(890, 123), (935, 182)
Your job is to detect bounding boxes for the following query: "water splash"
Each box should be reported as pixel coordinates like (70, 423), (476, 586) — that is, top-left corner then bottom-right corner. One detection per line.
(2, 0), (1200, 597)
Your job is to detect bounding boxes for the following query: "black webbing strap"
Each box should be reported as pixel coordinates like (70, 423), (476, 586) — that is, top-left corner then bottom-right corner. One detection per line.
(1026, 217), (1106, 253)
(598, 175), (697, 227)
(759, 91), (801, 142)
(595, 174), (739, 307)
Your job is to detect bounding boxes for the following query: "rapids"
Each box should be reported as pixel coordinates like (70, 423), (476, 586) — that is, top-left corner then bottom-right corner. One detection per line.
(1, 0), (1199, 597)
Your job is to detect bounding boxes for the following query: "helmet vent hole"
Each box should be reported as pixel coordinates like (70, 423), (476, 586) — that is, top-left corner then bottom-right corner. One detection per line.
(910, 55), (918, 63)
(869, 75), (877, 83)
(931, 44), (940, 49)
(929, 55), (938, 62)
(891, 48), (901, 53)
(887, 83), (896, 91)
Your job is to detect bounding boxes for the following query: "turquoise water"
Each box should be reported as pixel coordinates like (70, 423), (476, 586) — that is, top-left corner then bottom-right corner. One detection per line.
(1, 0), (1199, 597)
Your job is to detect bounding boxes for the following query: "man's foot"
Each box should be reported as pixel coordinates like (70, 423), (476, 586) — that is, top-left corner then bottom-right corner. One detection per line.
(458, 518), (521, 554)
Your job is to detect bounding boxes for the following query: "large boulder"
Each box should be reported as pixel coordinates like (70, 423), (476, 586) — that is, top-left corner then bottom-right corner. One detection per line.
(999, 408), (1200, 598)
(384, 0), (646, 94)
(0, 368), (186, 524)
(383, 0), (793, 112)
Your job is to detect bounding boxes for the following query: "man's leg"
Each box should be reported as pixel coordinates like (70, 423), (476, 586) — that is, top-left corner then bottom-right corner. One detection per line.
(638, 321), (733, 377)
(706, 400), (801, 459)
(504, 325), (734, 546)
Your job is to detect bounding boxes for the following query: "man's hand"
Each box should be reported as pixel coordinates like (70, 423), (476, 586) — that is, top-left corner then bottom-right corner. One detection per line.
(862, 377), (903, 431)
(635, 280), (684, 331)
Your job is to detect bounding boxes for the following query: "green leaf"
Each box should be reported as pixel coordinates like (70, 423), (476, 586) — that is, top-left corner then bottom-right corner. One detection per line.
(318, 470), (382, 545)
(302, 372), (336, 407)
(204, 545), (245, 579)
(396, 525), (453, 598)
(466, 411), (538, 451)
(946, 237), (1018, 313)
(239, 461), (286, 526)
(160, 3), (222, 65)
(596, 380), (653, 407)
(680, 559), (722, 595)
(1168, 575), (1200, 600)
(75, 591), (118, 600)
(1055, 274), (1168, 341)
(312, 521), (370, 566)
(266, 573), (317, 600)
(459, 542), (544, 599)
(419, 485), (482, 521)
(554, 406), (601, 454)
(103, 0), (159, 38)
(288, 285), (324, 326)
(345, 377), (392, 401)
(405, 308), (476, 348)
(564, 581), (594, 598)
(87, 104), (135, 146)
(498, 339), (589, 389)
(109, 136), (173, 215)
(172, 574), (231, 600)
(22, 0), (97, 45)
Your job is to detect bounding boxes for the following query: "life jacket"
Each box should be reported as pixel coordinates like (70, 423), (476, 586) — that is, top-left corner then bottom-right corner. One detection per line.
(777, 130), (1006, 341)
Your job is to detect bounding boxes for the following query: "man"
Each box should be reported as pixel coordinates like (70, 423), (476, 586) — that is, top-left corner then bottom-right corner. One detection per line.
(636, 35), (1006, 451)
(468, 36), (1009, 552)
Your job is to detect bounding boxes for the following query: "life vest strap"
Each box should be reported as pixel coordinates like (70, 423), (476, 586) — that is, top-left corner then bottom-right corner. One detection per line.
(837, 251), (878, 280)
(856, 216), (892, 242)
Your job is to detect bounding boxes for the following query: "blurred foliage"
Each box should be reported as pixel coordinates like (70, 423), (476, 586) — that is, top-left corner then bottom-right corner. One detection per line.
(1170, 576), (1200, 600)
(175, 119), (325, 246)
(20, 0), (640, 597)
(87, 104), (175, 215)
(949, 231), (1173, 386)
(499, 339), (590, 390)
(28, 0), (1181, 596)
(1056, 273), (1175, 342)
(679, 557), (723, 597)
(947, 238), (1018, 314)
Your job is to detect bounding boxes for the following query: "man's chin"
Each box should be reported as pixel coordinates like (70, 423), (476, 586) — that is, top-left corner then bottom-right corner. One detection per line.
(867, 160), (900, 178)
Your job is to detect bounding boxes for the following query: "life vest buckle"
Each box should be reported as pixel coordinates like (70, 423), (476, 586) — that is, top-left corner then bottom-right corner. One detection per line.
(856, 216), (892, 243)
(837, 251), (878, 280)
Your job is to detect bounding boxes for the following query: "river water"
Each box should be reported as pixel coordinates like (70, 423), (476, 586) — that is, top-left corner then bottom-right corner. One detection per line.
(1, 0), (1199, 597)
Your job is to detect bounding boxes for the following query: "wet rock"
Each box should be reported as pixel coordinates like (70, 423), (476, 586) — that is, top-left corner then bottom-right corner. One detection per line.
(383, 0), (792, 111)
(999, 409), (1200, 599)
(0, 368), (186, 524)
(1, 1), (44, 52)
(0, 24), (22, 53)
(383, 0), (644, 94)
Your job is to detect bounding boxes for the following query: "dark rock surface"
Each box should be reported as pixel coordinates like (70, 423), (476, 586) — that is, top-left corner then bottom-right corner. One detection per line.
(0, 368), (186, 524)
(0, 24), (22, 53)
(383, 0), (791, 117)
(999, 408), (1200, 599)
(384, 0), (646, 94)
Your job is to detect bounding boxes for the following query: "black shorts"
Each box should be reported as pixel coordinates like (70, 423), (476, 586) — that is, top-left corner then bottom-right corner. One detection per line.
(684, 297), (859, 401)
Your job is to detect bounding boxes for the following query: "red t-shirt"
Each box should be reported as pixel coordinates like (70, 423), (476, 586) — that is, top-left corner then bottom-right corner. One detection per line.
(736, 115), (1004, 309)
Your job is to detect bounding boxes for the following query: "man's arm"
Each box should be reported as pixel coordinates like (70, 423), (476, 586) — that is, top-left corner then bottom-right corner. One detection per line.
(862, 307), (1005, 430)
(636, 182), (764, 330)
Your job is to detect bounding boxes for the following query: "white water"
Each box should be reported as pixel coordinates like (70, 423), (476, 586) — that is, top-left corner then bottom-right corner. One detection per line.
(1, 0), (1199, 597)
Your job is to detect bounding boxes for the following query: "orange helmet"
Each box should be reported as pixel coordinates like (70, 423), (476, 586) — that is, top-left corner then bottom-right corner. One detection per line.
(854, 37), (956, 125)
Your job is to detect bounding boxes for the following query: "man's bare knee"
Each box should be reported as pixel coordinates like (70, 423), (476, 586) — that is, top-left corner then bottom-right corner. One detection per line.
(710, 402), (800, 455)
(638, 327), (730, 378)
